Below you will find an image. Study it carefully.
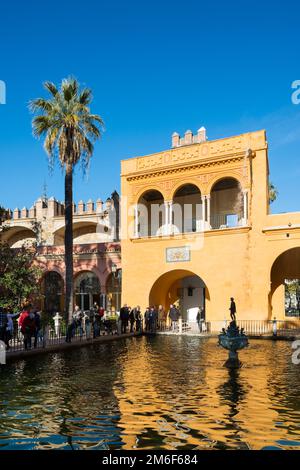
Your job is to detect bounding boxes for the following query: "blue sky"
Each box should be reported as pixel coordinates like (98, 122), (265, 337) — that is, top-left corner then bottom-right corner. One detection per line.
(0, 0), (300, 213)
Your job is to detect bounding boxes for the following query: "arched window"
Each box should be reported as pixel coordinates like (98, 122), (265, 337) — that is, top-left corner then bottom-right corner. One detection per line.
(137, 190), (164, 237)
(210, 178), (243, 229)
(172, 184), (202, 233)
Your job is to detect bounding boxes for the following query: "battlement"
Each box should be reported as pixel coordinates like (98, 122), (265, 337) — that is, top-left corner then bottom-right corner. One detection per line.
(172, 127), (207, 148)
(4, 193), (119, 221)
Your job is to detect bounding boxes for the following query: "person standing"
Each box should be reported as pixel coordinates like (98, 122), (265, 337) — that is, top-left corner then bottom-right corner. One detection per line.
(229, 297), (237, 321)
(157, 305), (165, 330)
(149, 306), (157, 333)
(5, 308), (20, 349)
(83, 311), (91, 339)
(33, 310), (41, 348)
(66, 316), (76, 343)
(19, 305), (35, 350)
(129, 308), (135, 333)
(0, 307), (8, 344)
(134, 306), (142, 332)
(120, 304), (129, 334)
(93, 310), (101, 338)
(169, 304), (179, 331)
(196, 306), (203, 332)
(144, 307), (150, 331)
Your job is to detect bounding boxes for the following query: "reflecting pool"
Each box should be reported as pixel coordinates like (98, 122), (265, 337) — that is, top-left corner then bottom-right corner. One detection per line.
(0, 336), (300, 450)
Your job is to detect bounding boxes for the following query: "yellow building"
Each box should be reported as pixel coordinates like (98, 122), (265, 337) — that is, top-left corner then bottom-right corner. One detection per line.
(121, 128), (300, 330)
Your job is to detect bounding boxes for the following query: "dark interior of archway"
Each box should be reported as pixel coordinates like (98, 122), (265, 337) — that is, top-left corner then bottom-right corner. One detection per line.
(174, 184), (201, 197)
(212, 178), (239, 192)
(140, 190), (164, 202)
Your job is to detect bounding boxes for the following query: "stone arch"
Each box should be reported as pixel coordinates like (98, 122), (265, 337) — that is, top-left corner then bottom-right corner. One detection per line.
(134, 185), (168, 204)
(207, 173), (244, 194)
(53, 221), (98, 245)
(210, 176), (244, 229)
(2, 226), (36, 248)
(149, 269), (210, 321)
(137, 189), (165, 237)
(170, 180), (203, 199)
(270, 247), (300, 320)
(171, 183), (203, 234)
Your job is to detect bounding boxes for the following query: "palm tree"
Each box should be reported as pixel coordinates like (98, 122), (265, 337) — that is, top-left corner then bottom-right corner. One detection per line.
(30, 78), (104, 322)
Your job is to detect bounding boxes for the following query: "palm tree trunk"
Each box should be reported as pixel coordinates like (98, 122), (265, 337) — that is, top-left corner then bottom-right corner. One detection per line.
(65, 163), (74, 323)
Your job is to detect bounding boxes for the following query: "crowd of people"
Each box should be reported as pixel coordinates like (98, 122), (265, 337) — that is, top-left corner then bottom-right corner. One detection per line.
(0, 304), (42, 350)
(0, 299), (212, 352)
(119, 303), (189, 333)
(66, 303), (108, 342)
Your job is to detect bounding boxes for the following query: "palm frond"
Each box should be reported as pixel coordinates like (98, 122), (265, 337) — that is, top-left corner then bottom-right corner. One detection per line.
(43, 81), (59, 97)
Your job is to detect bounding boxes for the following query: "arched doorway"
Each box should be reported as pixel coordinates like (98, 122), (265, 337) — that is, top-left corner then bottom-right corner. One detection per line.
(74, 272), (101, 311)
(270, 247), (300, 318)
(210, 178), (243, 229)
(106, 271), (122, 314)
(172, 184), (202, 233)
(42, 271), (64, 315)
(149, 269), (209, 322)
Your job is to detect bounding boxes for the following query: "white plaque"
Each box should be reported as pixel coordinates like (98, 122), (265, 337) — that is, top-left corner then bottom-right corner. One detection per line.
(166, 246), (190, 263)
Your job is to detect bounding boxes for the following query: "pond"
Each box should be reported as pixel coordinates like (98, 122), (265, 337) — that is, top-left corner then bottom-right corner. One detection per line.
(0, 336), (300, 450)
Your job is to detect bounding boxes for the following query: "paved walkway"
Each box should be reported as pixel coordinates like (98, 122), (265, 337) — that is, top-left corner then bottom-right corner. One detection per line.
(5, 332), (141, 362)
(154, 331), (300, 340)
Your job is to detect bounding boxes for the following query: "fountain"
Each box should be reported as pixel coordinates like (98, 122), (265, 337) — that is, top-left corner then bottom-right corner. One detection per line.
(218, 320), (249, 368)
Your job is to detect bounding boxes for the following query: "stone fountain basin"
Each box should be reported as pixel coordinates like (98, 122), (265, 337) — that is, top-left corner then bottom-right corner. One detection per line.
(218, 334), (249, 351)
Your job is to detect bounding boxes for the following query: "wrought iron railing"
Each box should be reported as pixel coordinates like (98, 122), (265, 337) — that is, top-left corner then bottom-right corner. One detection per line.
(5, 319), (139, 355)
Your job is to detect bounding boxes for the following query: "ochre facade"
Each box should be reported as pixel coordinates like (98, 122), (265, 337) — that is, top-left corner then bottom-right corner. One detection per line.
(121, 129), (300, 329)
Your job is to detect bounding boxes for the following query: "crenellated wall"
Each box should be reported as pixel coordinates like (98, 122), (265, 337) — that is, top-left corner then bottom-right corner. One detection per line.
(1, 193), (120, 247)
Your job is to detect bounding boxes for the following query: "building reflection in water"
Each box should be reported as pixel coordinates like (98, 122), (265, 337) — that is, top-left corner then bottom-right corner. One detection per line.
(113, 337), (300, 450)
(0, 337), (300, 450)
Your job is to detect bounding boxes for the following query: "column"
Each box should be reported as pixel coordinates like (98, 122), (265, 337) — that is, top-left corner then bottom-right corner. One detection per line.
(201, 195), (206, 230)
(168, 201), (173, 235)
(206, 195), (211, 229)
(134, 204), (139, 237)
(164, 201), (169, 235)
(243, 190), (248, 225)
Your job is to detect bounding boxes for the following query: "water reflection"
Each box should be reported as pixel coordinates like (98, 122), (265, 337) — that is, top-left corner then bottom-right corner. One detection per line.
(0, 337), (300, 450)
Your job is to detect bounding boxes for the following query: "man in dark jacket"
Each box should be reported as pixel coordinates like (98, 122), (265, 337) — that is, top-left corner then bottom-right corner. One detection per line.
(149, 306), (157, 333)
(169, 304), (179, 331)
(134, 306), (142, 332)
(129, 307), (135, 332)
(120, 304), (129, 334)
